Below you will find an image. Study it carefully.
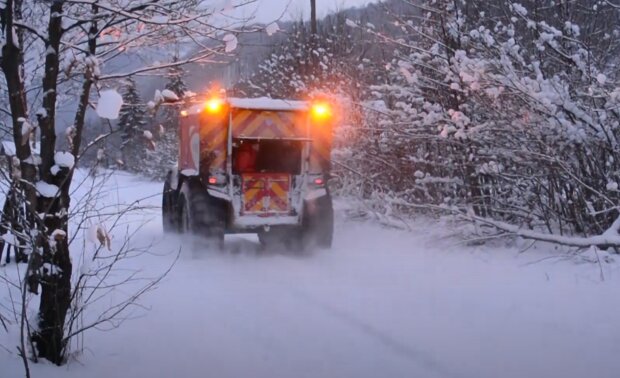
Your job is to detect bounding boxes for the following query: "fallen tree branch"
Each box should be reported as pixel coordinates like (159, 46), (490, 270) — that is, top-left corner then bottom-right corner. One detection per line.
(464, 212), (620, 249)
(387, 197), (620, 249)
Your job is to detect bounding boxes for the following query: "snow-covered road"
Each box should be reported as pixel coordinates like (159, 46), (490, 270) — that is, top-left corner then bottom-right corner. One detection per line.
(3, 172), (620, 378)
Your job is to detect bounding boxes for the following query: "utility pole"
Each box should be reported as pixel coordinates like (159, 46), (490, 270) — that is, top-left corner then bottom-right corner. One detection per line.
(310, 0), (317, 35)
(309, 0), (318, 74)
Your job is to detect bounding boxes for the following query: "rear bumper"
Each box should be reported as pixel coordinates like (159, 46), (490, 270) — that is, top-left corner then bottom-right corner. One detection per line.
(232, 214), (300, 230)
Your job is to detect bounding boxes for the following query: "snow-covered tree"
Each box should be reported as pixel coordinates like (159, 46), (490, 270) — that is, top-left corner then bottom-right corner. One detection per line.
(0, 0), (252, 365)
(341, 0), (620, 243)
(236, 13), (379, 102)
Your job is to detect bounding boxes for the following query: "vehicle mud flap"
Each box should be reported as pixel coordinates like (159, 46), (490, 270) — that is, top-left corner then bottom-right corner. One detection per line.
(302, 190), (334, 249)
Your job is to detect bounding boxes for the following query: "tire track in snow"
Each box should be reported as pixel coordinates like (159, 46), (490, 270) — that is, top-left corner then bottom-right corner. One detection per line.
(287, 287), (468, 378)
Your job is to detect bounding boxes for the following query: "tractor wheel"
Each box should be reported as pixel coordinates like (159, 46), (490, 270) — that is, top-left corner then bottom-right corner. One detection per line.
(178, 181), (225, 248)
(302, 190), (334, 249)
(162, 177), (179, 233)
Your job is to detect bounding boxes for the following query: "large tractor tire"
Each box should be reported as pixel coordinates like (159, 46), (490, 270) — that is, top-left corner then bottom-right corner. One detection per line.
(302, 190), (334, 249)
(162, 175), (180, 233)
(178, 181), (225, 248)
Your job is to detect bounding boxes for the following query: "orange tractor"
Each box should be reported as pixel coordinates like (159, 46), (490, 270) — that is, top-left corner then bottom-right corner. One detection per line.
(162, 96), (335, 249)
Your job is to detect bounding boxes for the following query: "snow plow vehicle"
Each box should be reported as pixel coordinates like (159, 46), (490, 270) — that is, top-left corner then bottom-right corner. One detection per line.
(162, 96), (334, 249)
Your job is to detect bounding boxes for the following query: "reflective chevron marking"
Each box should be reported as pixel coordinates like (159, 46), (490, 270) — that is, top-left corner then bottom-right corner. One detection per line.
(232, 109), (301, 138)
(201, 117), (228, 170)
(242, 174), (290, 214)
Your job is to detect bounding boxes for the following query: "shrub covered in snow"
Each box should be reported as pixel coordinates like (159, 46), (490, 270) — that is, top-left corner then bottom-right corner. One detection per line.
(336, 0), (620, 239)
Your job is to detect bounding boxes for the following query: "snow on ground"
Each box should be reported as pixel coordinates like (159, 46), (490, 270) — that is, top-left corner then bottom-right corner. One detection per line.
(1, 170), (620, 378)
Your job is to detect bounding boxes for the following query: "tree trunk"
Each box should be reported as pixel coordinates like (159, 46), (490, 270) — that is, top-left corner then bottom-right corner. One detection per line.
(0, 0), (37, 198)
(33, 221), (72, 365)
(31, 2), (73, 364)
(34, 5), (98, 363)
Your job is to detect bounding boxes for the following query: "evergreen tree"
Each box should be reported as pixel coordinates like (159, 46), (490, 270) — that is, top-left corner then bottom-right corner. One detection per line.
(118, 77), (147, 172)
(165, 58), (188, 98)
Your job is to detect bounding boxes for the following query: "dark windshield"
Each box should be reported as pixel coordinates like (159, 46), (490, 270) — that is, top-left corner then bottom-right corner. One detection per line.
(232, 139), (302, 174)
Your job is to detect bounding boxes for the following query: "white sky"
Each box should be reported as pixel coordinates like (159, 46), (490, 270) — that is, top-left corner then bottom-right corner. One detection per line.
(228, 0), (379, 24)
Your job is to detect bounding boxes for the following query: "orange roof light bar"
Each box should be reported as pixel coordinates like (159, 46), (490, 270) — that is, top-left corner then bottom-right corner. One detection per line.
(205, 97), (224, 114)
(310, 101), (332, 121)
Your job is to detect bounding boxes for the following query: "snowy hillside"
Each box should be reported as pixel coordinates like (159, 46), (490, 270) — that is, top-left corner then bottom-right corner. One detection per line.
(2, 170), (619, 378)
